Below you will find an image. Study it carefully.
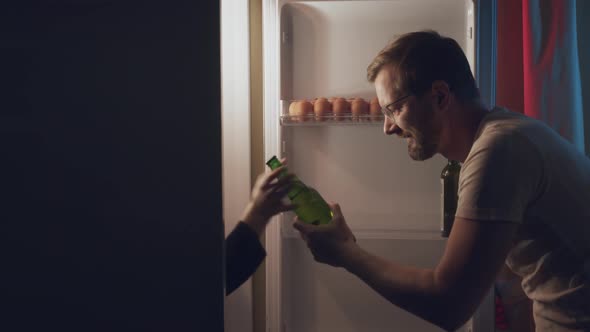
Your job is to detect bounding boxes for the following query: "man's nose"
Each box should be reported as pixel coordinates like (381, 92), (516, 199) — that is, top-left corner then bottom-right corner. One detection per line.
(383, 116), (398, 135)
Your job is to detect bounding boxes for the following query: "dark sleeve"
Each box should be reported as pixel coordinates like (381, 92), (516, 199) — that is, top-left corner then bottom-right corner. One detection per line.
(225, 221), (267, 295)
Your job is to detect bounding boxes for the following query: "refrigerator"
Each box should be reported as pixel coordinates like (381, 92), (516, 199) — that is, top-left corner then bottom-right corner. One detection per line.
(236, 0), (497, 331)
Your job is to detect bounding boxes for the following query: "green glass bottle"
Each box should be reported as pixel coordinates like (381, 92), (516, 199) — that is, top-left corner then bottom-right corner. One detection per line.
(441, 160), (461, 237)
(266, 156), (333, 225)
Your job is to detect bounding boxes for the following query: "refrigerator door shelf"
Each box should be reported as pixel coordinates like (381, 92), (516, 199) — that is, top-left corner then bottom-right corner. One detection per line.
(280, 99), (383, 126)
(281, 114), (383, 126)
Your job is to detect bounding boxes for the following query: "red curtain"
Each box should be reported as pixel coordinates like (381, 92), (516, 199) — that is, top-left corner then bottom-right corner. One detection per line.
(497, 0), (524, 114)
(523, 0), (584, 152)
(498, 0), (585, 152)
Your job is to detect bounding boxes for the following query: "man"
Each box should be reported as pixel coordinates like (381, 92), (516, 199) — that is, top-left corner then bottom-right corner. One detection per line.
(226, 161), (295, 295)
(293, 30), (590, 331)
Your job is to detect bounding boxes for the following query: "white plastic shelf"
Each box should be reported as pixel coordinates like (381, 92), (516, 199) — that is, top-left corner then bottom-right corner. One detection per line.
(280, 99), (383, 126)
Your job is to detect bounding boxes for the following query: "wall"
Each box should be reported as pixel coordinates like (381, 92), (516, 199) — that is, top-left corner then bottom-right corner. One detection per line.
(222, 0), (254, 331)
(249, 0), (267, 331)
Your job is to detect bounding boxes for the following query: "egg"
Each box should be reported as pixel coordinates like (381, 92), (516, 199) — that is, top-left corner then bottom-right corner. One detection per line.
(313, 97), (332, 121)
(288, 100), (313, 122)
(288, 100), (298, 119)
(331, 97), (350, 121)
(350, 98), (369, 121)
(370, 97), (382, 122)
(298, 100), (313, 122)
(288, 100), (300, 122)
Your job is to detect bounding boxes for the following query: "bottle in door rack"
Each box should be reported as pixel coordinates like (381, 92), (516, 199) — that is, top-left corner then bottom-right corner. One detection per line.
(266, 156), (333, 225)
(441, 160), (461, 237)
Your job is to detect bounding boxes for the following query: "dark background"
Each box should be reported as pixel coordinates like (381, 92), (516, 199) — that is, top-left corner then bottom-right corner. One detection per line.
(0, 0), (224, 330)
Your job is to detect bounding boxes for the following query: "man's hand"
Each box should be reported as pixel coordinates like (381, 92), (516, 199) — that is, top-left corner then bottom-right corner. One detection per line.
(293, 203), (357, 268)
(241, 161), (296, 236)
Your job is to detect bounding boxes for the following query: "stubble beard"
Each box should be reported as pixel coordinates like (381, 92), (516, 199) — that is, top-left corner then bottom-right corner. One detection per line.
(406, 121), (440, 161)
(408, 136), (438, 161)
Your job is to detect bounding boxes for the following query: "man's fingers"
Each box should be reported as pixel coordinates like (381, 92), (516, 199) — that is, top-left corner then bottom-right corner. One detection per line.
(329, 203), (341, 215)
(292, 220), (307, 233)
(292, 219), (319, 235)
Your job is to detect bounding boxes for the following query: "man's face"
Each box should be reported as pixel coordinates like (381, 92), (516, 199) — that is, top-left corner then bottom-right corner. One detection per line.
(375, 67), (441, 161)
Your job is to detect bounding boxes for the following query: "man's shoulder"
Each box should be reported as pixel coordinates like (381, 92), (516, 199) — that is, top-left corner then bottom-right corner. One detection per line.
(480, 108), (532, 132)
(474, 109), (543, 151)
(475, 125), (536, 154)
(466, 117), (543, 172)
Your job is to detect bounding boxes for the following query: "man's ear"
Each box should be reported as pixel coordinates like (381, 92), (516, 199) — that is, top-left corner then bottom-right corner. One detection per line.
(431, 80), (451, 109)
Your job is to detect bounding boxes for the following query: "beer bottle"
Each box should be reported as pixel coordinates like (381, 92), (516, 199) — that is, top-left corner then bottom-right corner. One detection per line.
(441, 160), (461, 237)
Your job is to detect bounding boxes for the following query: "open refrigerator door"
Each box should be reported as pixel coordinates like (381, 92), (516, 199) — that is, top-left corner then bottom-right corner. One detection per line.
(263, 1), (496, 331)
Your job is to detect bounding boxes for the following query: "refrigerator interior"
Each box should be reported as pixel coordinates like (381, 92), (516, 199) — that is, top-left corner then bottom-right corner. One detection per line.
(273, 1), (476, 331)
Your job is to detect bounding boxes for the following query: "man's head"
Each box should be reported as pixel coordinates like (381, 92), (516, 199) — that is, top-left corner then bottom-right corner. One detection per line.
(367, 30), (479, 161)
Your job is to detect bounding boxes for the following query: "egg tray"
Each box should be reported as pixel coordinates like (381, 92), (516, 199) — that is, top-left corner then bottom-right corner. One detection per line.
(280, 99), (383, 126)
(280, 114), (383, 126)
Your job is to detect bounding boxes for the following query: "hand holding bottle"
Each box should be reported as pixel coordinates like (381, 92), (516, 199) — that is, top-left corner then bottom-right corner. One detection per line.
(292, 203), (357, 268)
(266, 156), (333, 225)
(241, 162), (297, 236)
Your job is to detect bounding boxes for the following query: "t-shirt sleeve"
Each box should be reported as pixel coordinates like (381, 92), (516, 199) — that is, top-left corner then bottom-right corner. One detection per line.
(455, 132), (544, 223)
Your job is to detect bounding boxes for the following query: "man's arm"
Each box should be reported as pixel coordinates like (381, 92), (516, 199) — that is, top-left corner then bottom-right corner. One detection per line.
(330, 216), (518, 331)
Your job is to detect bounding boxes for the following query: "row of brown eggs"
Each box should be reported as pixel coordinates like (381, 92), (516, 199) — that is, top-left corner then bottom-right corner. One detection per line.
(288, 97), (383, 122)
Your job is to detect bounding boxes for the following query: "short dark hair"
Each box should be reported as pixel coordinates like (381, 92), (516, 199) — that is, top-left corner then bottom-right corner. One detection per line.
(367, 30), (479, 101)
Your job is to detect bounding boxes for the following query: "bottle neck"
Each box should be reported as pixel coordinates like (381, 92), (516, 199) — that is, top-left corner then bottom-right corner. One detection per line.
(266, 156), (307, 199)
(267, 156), (283, 170)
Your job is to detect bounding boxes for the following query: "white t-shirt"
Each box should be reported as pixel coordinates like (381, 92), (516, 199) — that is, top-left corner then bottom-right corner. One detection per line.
(455, 107), (590, 331)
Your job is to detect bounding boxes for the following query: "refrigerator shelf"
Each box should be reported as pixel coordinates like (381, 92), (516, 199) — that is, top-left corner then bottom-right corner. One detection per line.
(280, 99), (383, 126)
(280, 114), (383, 126)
